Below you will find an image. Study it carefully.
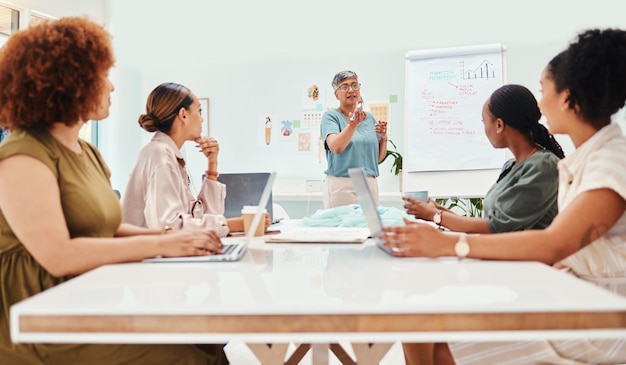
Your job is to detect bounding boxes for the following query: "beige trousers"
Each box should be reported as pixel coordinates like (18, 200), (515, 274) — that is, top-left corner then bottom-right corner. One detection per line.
(322, 174), (379, 209)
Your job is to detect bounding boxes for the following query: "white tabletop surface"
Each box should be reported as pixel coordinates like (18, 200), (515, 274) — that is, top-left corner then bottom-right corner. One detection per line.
(11, 238), (626, 344)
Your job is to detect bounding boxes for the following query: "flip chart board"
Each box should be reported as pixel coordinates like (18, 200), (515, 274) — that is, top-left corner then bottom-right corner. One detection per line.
(404, 44), (506, 172)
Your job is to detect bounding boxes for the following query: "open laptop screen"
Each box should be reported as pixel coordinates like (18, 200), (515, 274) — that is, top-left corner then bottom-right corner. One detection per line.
(348, 168), (384, 239)
(217, 172), (274, 219)
(143, 172), (277, 263)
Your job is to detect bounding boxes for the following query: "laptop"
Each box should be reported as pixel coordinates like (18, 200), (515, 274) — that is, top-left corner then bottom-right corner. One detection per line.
(143, 172), (277, 263)
(348, 167), (394, 255)
(217, 172), (274, 220)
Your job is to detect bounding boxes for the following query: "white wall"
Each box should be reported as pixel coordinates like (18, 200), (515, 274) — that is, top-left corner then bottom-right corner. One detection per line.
(6, 0), (626, 210)
(101, 0), (626, 199)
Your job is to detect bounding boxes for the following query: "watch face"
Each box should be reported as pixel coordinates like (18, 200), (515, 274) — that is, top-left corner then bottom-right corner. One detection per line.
(433, 211), (442, 224)
(454, 234), (470, 257)
(455, 241), (470, 257)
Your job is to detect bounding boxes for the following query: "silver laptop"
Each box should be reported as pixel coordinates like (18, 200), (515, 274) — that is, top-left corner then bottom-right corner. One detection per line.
(348, 168), (394, 256)
(143, 172), (277, 263)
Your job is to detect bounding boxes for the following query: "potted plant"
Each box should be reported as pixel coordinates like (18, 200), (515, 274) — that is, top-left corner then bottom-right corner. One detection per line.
(379, 139), (403, 190)
(434, 197), (484, 218)
(379, 139), (402, 176)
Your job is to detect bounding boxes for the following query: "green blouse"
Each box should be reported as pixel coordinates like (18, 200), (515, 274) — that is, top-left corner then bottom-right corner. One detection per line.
(484, 150), (559, 233)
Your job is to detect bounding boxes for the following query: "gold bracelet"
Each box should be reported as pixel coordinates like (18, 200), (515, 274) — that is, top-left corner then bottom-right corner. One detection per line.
(161, 226), (173, 235)
(206, 170), (219, 177)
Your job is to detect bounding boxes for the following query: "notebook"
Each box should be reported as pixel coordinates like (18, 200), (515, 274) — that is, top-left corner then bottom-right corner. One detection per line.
(348, 167), (394, 255)
(216, 172), (273, 220)
(143, 172), (277, 263)
(264, 226), (369, 243)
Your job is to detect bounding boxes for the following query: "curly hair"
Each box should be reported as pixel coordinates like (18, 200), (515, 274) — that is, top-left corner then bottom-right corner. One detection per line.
(0, 17), (115, 131)
(138, 82), (193, 134)
(546, 28), (626, 128)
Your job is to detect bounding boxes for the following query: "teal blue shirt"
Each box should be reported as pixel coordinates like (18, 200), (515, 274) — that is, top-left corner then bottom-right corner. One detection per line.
(484, 149), (559, 233)
(321, 108), (380, 177)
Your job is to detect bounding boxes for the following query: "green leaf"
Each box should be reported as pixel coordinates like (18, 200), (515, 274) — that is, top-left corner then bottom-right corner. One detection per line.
(435, 197), (484, 217)
(379, 139), (403, 175)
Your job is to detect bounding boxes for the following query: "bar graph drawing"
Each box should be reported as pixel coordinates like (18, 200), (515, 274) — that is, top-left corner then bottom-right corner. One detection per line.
(460, 60), (496, 80)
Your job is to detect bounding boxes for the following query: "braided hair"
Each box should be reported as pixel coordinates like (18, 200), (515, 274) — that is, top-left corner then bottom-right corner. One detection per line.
(488, 84), (565, 159)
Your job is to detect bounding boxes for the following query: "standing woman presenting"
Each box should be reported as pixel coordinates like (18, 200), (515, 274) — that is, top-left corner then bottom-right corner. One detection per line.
(321, 70), (388, 208)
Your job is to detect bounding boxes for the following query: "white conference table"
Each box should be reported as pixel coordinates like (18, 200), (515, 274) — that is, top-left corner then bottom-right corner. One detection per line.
(11, 238), (626, 364)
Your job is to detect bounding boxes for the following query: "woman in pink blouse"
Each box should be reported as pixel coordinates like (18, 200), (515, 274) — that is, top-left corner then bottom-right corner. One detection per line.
(122, 82), (270, 236)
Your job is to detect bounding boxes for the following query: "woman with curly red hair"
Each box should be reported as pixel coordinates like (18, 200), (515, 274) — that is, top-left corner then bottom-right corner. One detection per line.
(0, 17), (228, 364)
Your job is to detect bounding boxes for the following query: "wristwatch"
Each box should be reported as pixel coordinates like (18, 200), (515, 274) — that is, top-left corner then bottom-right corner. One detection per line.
(433, 210), (443, 228)
(454, 233), (470, 258)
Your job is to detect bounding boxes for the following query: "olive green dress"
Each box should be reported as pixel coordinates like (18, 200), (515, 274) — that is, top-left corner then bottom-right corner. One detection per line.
(0, 130), (228, 365)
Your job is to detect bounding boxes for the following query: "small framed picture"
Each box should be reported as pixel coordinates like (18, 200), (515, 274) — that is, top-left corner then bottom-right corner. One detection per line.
(199, 97), (209, 136)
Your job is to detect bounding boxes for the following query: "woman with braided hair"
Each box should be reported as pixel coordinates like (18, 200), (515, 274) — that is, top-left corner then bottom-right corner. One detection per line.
(392, 27), (626, 364)
(403, 84), (564, 234)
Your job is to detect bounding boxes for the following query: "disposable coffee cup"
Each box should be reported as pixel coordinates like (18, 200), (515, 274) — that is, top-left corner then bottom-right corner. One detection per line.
(241, 205), (266, 237)
(404, 191), (429, 204)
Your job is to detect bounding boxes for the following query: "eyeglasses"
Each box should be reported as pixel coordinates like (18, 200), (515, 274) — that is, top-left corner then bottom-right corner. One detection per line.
(336, 83), (361, 92)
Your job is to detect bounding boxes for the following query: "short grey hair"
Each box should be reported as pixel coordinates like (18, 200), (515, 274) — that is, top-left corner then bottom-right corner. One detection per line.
(331, 70), (358, 90)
